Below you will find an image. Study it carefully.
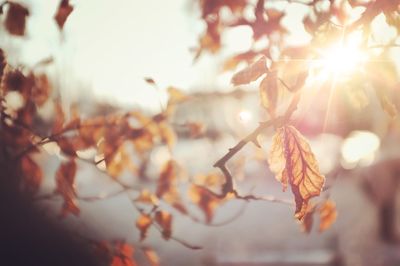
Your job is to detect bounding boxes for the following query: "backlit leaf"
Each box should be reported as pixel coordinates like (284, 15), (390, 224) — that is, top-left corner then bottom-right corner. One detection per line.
(54, 0), (73, 30)
(268, 125), (325, 219)
(319, 200), (337, 232)
(155, 211), (172, 240)
(136, 214), (152, 241)
(55, 159), (79, 217)
(142, 247), (159, 266)
(188, 184), (221, 223)
(111, 242), (137, 266)
(259, 71), (278, 115)
(231, 57), (267, 86)
(5, 3), (29, 36)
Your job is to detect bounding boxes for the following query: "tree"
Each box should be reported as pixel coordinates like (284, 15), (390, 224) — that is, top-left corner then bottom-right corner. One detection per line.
(1, 0), (400, 265)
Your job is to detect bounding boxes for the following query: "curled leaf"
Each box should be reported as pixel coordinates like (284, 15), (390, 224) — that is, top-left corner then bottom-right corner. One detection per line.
(231, 57), (267, 86)
(268, 125), (325, 219)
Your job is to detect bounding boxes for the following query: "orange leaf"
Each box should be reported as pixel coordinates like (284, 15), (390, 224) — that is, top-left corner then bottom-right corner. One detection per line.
(111, 242), (137, 266)
(154, 211), (172, 240)
(188, 185), (220, 223)
(5, 3), (29, 36)
(318, 200), (337, 232)
(134, 189), (159, 206)
(268, 125), (325, 219)
(135, 214), (152, 241)
(54, 0), (73, 30)
(156, 160), (176, 198)
(231, 57), (267, 86)
(57, 137), (77, 157)
(55, 159), (79, 217)
(142, 247), (160, 266)
(20, 155), (42, 194)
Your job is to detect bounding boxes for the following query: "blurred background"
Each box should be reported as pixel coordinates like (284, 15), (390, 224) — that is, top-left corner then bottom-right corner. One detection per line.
(1, 0), (400, 265)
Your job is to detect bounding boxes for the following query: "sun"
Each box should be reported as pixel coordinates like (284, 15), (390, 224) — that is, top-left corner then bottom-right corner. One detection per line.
(309, 32), (367, 82)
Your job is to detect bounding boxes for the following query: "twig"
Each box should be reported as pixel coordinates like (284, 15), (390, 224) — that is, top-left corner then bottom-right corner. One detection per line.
(213, 116), (285, 197)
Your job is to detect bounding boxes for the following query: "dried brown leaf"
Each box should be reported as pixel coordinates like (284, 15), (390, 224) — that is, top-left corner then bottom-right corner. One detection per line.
(188, 184), (220, 223)
(268, 125), (325, 219)
(5, 3), (29, 36)
(155, 211), (172, 240)
(55, 159), (79, 217)
(54, 0), (73, 30)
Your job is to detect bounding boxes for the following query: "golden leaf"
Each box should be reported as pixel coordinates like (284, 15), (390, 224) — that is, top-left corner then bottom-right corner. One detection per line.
(142, 247), (159, 266)
(188, 184), (221, 223)
(136, 214), (152, 241)
(268, 125), (325, 219)
(319, 200), (337, 232)
(134, 189), (159, 206)
(231, 57), (267, 86)
(156, 160), (187, 214)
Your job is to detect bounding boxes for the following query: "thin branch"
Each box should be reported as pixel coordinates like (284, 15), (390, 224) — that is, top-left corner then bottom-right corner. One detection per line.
(213, 116), (285, 197)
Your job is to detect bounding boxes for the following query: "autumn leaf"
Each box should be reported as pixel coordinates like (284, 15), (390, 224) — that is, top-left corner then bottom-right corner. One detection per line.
(156, 160), (187, 214)
(318, 200), (337, 232)
(155, 211), (172, 240)
(259, 71), (278, 115)
(20, 155), (42, 194)
(57, 137), (77, 157)
(111, 242), (137, 266)
(268, 125), (325, 219)
(231, 57), (267, 86)
(144, 77), (156, 85)
(54, 0), (73, 30)
(156, 160), (176, 198)
(142, 247), (159, 266)
(55, 159), (79, 217)
(188, 184), (221, 223)
(136, 214), (152, 241)
(134, 189), (159, 206)
(5, 2), (29, 36)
